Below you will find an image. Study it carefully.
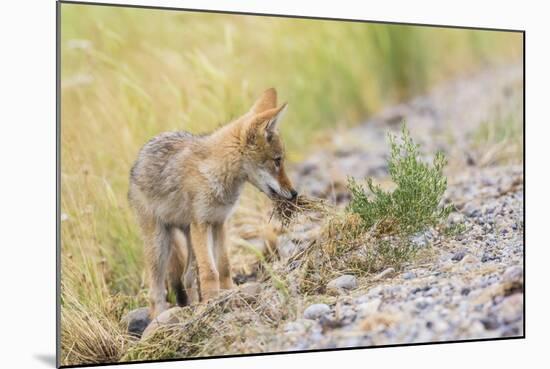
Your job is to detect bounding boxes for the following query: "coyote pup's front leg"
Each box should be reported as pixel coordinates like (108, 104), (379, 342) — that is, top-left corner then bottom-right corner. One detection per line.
(213, 222), (234, 290)
(190, 222), (220, 301)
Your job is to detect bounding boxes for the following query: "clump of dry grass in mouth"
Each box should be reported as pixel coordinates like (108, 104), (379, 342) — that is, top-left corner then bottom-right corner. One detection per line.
(271, 195), (329, 227)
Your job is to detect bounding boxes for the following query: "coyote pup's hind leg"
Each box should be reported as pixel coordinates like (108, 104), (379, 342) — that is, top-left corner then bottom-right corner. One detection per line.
(168, 227), (188, 307)
(182, 226), (199, 304)
(143, 218), (172, 317)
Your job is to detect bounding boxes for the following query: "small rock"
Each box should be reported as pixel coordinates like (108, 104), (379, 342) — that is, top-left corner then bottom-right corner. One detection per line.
(447, 212), (464, 225)
(432, 319), (450, 333)
(501, 326), (521, 337)
(299, 162), (319, 176)
(466, 153), (476, 166)
(464, 203), (481, 218)
(411, 231), (432, 248)
(304, 303), (331, 320)
(480, 315), (500, 330)
(121, 307), (151, 337)
(415, 297), (434, 310)
(412, 285), (431, 294)
(460, 254), (478, 265)
(481, 253), (499, 263)
(503, 265), (523, 284)
(402, 271), (416, 280)
(233, 271), (257, 285)
(373, 267), (395, 281)
(499, 293), (523, 324)
(142, 307), (183, 339)
(482, 177), (497, 187)
(240, 282), (261, 298)
(366, 285), (384, 297)
(326, 275), (358, 294)
(451, 250), (466, 262)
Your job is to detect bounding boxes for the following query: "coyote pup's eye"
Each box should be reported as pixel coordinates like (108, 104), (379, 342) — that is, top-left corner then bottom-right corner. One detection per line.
(274, 157), (282, 168)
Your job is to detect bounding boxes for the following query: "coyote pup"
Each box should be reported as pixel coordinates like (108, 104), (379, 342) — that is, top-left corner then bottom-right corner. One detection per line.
(129, 88), (297, 317)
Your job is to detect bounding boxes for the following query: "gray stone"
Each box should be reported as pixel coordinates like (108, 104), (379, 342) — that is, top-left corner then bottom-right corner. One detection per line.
(121, 307), (151, 337)
(415, 297), (434, 310)
(499, 293), (523, 324)
(240, 282), (262, 298)
(304, 303), (331, 320)
(326, 274), (358, 294)
(142, 307), (184, 339)
(464, 203), (481, 218)
(448, 212), (464, 225)
(451, 250), (466, 261)
(373, 267), (395, 280)
(503, 265), (523, 284)
(411, 231), (433, 248)
(460, 254), (479, 265)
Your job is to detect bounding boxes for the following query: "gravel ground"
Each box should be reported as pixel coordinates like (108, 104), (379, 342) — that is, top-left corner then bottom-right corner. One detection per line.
(278, 64), (524, 349)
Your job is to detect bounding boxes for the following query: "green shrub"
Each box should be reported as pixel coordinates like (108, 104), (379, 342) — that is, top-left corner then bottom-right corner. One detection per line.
(347, 124), (452, 236)
(299, 124), (452, 294)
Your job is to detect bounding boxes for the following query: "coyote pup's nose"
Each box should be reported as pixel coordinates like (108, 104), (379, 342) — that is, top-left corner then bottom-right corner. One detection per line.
(290, 189), (298, 200)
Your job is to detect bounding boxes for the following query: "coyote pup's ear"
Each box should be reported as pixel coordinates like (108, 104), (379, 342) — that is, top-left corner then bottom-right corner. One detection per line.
(264, 102), (288, 133)
(250, 88), (277, 114)
(245, 103), (288, 145)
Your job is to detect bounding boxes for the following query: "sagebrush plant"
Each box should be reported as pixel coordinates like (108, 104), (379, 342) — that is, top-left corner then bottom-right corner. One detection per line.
(300, 124), (451, 293)
(347, 124), (453, 236)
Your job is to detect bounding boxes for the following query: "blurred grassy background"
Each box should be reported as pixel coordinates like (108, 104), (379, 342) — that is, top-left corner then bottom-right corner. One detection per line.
(60, 3), (522, 364)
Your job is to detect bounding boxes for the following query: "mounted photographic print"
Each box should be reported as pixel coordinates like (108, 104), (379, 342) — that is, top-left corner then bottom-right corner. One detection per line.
(57, 1), (525, 367)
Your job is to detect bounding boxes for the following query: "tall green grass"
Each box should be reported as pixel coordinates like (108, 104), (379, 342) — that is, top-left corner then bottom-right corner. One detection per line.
(60, 3), (522, 365)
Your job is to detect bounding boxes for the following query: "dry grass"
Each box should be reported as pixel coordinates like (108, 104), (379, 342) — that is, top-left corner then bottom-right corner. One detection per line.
(60, 286), (129, 365)
(297, 212), (422, 294)
(122, 286), (290, 361)
(473, 113), (524, 166)
(272, 195), (329, 227)
(471, 79), (523, 166)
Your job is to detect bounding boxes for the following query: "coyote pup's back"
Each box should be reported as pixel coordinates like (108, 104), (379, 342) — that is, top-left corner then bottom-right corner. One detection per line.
(129, 131), (203, 226)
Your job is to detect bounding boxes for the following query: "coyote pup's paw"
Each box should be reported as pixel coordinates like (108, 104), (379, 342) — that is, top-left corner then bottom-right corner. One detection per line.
(220, 277), (234, 290)
(200, 277), (221, 302)
(202, 289), (221, 302)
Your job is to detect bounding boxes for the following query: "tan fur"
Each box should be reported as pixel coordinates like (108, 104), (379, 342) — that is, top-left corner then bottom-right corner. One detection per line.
(128, 88), (296, 317)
